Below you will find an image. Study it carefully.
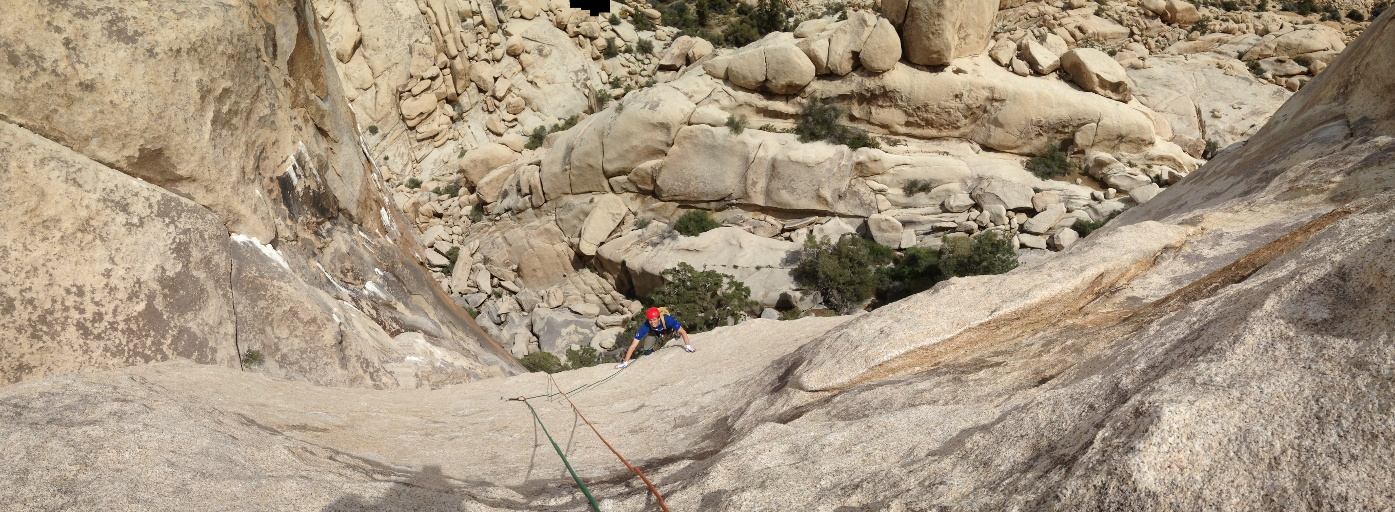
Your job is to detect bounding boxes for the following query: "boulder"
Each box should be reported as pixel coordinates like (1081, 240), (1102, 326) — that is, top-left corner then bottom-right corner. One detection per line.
(1141, 0), (1203, 25)
(459, 143), (518, 185)
(860, 18), (903, 73)
(867, 214), (906, 248)
(726, 49), (768, 91)
(970, 178), (1036, 211)
(578, 195), (629, 256)
(827, 12), (878, 76)
(764, 44), (818, 95)
(598, 227), (801, 307)
(886, 0), (998, 66)
(530, 307), (598, 355)
(1018, 38), (1060, 75)
(660, 36), (696, 70)
(1048, 228), (1079, 250)
(1021, 203), (1066, 234)
(816, 60), (1156, 155)
(1061, 48), (1133, 103)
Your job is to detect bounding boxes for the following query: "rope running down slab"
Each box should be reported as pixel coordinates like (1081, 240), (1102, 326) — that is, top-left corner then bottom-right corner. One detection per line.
(549, 374), (672, 512)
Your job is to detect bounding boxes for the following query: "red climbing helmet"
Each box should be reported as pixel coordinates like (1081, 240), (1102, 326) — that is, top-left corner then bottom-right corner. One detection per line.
(646, 307), (661, 320)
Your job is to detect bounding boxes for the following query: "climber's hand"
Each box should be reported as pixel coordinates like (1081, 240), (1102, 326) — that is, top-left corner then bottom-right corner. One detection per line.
(684, 345), (696, 353)
(615, 361), (630, 370)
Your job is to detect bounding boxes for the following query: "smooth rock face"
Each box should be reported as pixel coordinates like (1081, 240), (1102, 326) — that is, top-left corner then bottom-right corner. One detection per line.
(889, 0), (999, 66)
(0, 0), (515, 386)
(1061, 48), (1134, 102)
(823, 62), (1156, 155)
(0, 122), (237, 384)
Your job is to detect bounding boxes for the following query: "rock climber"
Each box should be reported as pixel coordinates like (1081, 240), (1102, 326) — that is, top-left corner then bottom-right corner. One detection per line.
(614, 307), (695, 369)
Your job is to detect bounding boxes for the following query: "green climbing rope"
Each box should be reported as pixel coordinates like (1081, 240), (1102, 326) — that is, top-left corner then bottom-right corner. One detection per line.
(519, 397), (602, 512)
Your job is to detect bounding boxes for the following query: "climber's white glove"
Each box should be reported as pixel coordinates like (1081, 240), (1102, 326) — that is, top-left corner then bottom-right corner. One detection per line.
(684, 345), (696, 353)
(614, 361), (630, 370)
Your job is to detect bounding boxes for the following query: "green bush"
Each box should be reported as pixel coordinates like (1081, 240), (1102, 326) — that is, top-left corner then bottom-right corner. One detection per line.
(636, 38), (654, 55)
(433, 183), (460, 197)
(876, 246), (946, 304)
(634, 217), (652, 229)
(1203, 139), (1221, 159)
(638, 262), (759, 334)
(794, 98), (879, 149)
(565, 346), (601, 368)
(367, 125), (379, 135)
(241, 348), (264, 368)
(1247, 59), (1265, 77)
(603, 37), (621, 59)
(609, 13), (622, 25)
(939, 230), (1019, 278)
(404, 178), (422, 189)
(520, 352), (565, 373)
(1221, 0), (1239, 10)
(726, 114), (748, 134)
(793, 235), (894, 314)
(903, 179), (934, 196)
(632, 10), (655, 31)
(1293, 55), (1312, 67)
(468, 202), (485, 223)
(596, 88), (613, 109)
(674, 210), (721, 236)
(444, 246), (462, 275)
(1026, 142), (1076, 179)
(526, 125), (548, 150)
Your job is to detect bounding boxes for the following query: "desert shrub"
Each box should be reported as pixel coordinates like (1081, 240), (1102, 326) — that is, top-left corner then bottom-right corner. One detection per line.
(726, 114), (748, 134)
(757, 124), (778, 132)
(794, 97), (880, 149)
(876, 246), (947, 303)
(609, 13), (622, 25)
(603, 37), (621, 58)
(1203, 139), (1222, 159)
(1026, 142), (1076, 179)
(526, 125), (549, 150)
(634, 217), (652, 229)
(793, 235), (894, 314)
(367, 125), (379, 135)
(519, 352), (565, 373)
(939, 230), (1019, 278)
(778, 308), (806, 320)
(595, 88), (613, 108)
(444, 246), (462, 275)
(1247, 59), (1265, 76)
(1221, 0), (1239, 10)
(468, 202), (485, 223)
(903, 179), (934, 196)
(1073, 218), (1106, 237)
(404, 177), (422, 189)
(631, 10), (655, 31)
(641, 262), (759, 334)
(636, 38), (654, 55)
(241, 348), (264, 368)
(565, 346), (601, 369)
(1292, 55), (1312, 67)
(433, 183), (460, 197)
(674, 210), (721, 236)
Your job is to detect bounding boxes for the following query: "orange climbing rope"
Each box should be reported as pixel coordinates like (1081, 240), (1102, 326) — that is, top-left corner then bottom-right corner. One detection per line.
(549, 374), (672, 512)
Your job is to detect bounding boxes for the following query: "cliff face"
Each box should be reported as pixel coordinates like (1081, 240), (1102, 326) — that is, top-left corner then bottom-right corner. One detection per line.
(0, 0), (518, 387)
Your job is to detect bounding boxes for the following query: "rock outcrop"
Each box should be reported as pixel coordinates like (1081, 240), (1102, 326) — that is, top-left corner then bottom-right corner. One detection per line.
(0, 0), (514, 387)
(884, 0), (999, 66)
